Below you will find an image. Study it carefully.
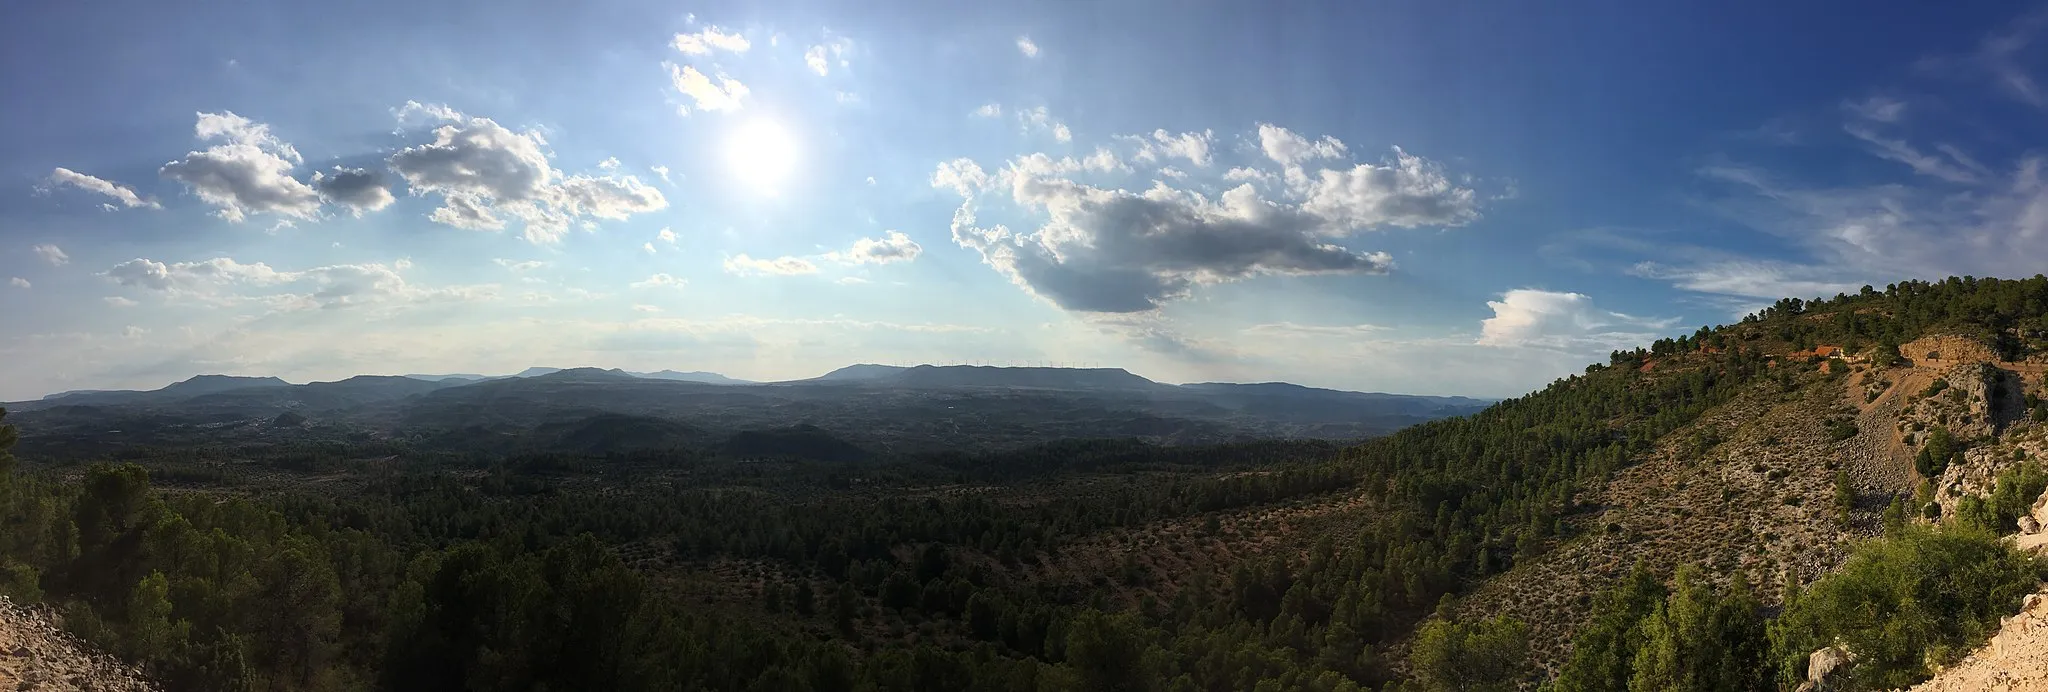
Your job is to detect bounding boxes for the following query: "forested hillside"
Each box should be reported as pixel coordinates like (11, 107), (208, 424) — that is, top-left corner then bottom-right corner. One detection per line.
(0, 275), (2046, 690)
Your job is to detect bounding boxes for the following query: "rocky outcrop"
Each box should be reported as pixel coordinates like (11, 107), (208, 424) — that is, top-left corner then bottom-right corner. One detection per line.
(0, 597), (154, 691)
(1906, 591), (2048, 691)
(1796, 645), (1852, 691)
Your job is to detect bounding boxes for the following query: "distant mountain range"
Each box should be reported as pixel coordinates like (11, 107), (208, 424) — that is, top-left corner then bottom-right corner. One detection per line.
(8, 364), (1497, 455)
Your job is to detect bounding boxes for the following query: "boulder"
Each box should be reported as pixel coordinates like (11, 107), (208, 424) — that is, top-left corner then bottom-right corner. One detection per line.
(2031, 487), (2048, 531)
(1808, 646), (1852, 691)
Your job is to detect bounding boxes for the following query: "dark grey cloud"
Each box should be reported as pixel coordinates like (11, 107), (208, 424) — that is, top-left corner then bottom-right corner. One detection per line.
(949, 170), (1393, 313)
(311, 167), (396, 216)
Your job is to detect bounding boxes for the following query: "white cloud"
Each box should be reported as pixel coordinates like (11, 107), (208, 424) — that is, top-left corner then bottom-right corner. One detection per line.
(865, 176), (878, 185)
(492, 259), (546, 272)
(973, 103), (1003, 118)
(931, 158), (993, 197)
(835, 276), (870, 285)
(805, 46), (829, 76)
(1082, 148), (1127, 173)
(1299, 147), (1482, 229)
(668, 63), (750, 114)
(1257, 123), (1348, 168)
(123, 326), (148, 339)
(632, 304), (663, 313)
(101, 256), (492, 310)
(1158, 167), (1187, 180)
(631, 273), (687, 288)
(45, 168), (159, 209)
(387, 104), (667, 242)
(723, 253), (820, 276)
(803, 38), (850, 77)
(1224, 166), (1274, 183)
(1478, 289), (1671, 351)
(1016, 36), (1039, 58)
(268, 219), (296, 234)
(159, 111), (321, 222)
(598, 157), (621, 170)
(642, 242), (657, 254)
(1018, 106), (1071, 142)
(103, 296), (138, 307)
(673, 26), (750, 55)
(650, 165), (672, 183)
(32, 244), (69, 266)
(657, 227), (678, 245)
(1628, 261), (1864, 301)
(1842, 123), (1987, 184)
(7, 278), (26, 289)
(1124, 129), (1215, 167)
(310, 166), (395, 215)
(104, 257), (289, 291)
(827, 231), (923, 265)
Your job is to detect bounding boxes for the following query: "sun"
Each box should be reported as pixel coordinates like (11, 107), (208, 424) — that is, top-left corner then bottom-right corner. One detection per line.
(724, 118), (799, 193)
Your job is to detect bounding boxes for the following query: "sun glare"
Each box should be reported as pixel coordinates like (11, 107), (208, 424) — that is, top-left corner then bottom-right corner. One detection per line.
(724, 118), (798, 193)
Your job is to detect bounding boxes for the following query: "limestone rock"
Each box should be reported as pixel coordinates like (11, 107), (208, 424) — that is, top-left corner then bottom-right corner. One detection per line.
(1808, 646), (1852, 691)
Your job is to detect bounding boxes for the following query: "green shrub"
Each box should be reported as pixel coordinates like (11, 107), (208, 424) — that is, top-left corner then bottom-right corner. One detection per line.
(1766, 524), (2042, 689)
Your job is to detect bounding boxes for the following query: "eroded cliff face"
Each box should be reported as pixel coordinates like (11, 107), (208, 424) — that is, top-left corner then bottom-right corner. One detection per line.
(1439, 334), (2048, 679)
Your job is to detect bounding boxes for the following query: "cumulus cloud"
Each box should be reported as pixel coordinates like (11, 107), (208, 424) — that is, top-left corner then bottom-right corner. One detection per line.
(827, 231), (923, 265)
(931, 158), (993, 197)
(32, 244), (69, 266)
(1082, 148), (1127, 173)
(552, 175), (667, 220)
(1477, 289), (1672, 350)
(387, 104), (667, 242)
(940, 163), (1394, 313)
(45, 168), (159, 209)
(668, 64), (749, 114)
(159, 111), (321, 222)
(1016, 36), (1039, 58)
(974, 103), (1003, 118)
(1299, 148), (1481, 229)
(673, 26), (750, 55)
(723, 254), (820, 276)
(7, 278), (26, 289)
(930, 126), (1486, 313)
(657, 227), (678, 244)
(1124, 129), (1215, 167)
(650, 165), (672, 183)
(310, 167), (395, 215)
(631, 273), (687, 288)
(1257, 123), (1347, 168)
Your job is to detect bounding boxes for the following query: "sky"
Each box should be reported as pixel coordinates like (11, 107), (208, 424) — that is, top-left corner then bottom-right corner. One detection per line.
(4, 1), (2048, 401)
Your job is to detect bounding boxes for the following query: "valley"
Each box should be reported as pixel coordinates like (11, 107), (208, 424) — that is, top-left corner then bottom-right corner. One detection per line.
(2, 277), (2048, 691)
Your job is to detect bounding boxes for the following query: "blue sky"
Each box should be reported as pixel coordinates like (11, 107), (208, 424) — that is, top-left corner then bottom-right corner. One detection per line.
(4, 0), (2046, 400)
